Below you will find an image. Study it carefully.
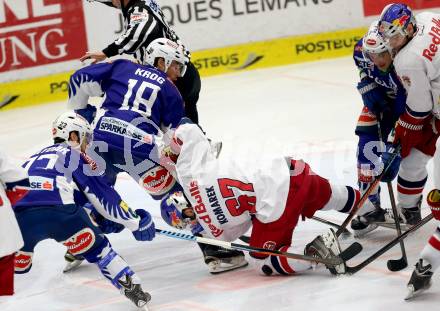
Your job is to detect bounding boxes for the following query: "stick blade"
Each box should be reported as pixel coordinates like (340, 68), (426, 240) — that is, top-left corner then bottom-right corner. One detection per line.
(387, 258), (408, 271)
(340, 242), (363, 262)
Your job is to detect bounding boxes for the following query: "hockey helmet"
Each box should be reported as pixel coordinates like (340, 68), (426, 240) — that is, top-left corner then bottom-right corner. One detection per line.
(52, 111), (93, 148)
(145, 38), (188, 77)
(379, 3), (415, 40)
(160, 191), (195, 230)
(362, 21), (392, 61)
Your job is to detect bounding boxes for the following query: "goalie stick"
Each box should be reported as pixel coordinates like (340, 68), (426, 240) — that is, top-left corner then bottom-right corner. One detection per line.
(345, 214), (433, 275)
(156, 228), (362, 266)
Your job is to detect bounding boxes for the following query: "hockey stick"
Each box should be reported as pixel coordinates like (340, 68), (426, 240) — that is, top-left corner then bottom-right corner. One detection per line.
(312, 216), (351, 236)
(155, 228), (361, 266)
(376, 117), (408, 271)
(336, 146), (401, 237)
(386, 181), (408, 271)
(346, 214), (433, 275)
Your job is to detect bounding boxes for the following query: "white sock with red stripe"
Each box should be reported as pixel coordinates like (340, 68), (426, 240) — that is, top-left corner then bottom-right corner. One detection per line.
(397, 149), (430, 209)
(321, 185), (374, 215)
(420, 226), (440, 271)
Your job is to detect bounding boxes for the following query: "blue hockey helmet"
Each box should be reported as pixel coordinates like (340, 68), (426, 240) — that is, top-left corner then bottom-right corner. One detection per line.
(378, 3), (415, 40)
(160, 191), (195, 230)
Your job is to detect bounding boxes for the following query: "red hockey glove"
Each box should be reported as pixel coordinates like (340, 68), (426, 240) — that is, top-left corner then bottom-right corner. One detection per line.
(388, 112), (426, 158)
(6, 188), (29, 206)
(427, 189), (440, 220)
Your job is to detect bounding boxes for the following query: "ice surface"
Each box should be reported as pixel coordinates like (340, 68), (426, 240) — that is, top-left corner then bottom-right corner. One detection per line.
(1, 57), (438, 310)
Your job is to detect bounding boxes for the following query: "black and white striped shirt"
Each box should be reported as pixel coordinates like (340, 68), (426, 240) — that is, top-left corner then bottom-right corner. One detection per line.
(102, 0), (185, 64)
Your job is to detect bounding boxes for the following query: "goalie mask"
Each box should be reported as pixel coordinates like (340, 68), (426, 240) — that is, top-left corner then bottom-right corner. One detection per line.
(145, 38), (188, 77)
(160, 191), (197, 230)
(52, 111), (93, 149)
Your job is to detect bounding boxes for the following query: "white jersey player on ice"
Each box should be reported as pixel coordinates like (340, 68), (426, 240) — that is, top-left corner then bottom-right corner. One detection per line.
(158, 118), (372, 276)
(379, 3), (440, 299)
(0, 150), (29, 295)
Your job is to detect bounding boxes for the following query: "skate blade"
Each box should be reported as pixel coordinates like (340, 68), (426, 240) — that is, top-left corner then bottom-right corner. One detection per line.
(209, 260), (249, 274)
(377, 222), (411, 231)
(405, 283), (432, 301)
(353, 224), (378, 238)
(63, 260), (83, 273)
(405, 285), (416, 301)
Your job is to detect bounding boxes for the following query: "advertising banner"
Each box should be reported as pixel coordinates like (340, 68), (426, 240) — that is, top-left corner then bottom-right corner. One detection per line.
(0, 0), (87, 73)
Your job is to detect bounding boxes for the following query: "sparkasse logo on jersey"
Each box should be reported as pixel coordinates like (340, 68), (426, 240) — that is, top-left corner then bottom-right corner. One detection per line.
(0, 0), (87, 73)
(362, 0), (440, 16)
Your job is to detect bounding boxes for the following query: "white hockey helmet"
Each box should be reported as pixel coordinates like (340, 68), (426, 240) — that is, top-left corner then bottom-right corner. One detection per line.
(362, 21), (392, 61)
(145, 38), (188, 76)
(52, 111), (92, 148)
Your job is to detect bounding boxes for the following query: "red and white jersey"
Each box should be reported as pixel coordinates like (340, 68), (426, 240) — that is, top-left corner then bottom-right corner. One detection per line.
(393, 12), (440, 118)
(174, 123), (291, 241)
(0, 151), (27, 257)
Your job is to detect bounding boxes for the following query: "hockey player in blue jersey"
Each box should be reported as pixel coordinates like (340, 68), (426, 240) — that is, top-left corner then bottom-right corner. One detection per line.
(68, 38), (248, 274)
(13, 112), (155, 309)
(69, 38), (186, 199)
(350, 21), (409, 236)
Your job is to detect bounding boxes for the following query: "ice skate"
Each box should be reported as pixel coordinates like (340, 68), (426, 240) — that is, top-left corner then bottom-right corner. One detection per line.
(118, 275), (151, 309)
(63, 251), (84, 273)
(305, 228), (345, 274)
(405, 259), (433, 300)
(202, 245), (248, 274)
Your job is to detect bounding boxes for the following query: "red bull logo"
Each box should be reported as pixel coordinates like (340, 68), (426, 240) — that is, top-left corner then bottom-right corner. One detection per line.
(392, 15), (410, 27)
(170, 210), (183, 227)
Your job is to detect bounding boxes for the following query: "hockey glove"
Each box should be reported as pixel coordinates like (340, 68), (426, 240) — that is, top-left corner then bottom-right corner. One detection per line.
(5, 179), (30, 206)
(89, 208), (124, 234)
(380, 143), (401, 182)
(427, 189), (440, 220)
(75, 105), (96, 125)
(132, 209), (155, 241)
(357, 79), (387, 114)
(388, 112), (426, 158)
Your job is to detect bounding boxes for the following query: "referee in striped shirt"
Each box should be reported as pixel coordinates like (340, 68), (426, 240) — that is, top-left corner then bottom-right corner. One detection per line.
(81, 0), (202, 124)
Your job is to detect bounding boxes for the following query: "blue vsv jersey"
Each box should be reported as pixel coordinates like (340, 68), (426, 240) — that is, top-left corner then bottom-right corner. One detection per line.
(15, 143), (140, 230)
(353, 39), (406, 102)
(353, 39), (406, 135)
(69, 59), (184, 134)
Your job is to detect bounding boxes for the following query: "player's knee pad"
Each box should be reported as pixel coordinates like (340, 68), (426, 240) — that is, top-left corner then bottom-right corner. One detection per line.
(83, 239), (137, 289)
(62, 227), (101, 257)
(138, 165), (180, 199)
(14, 251), (33, 274)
